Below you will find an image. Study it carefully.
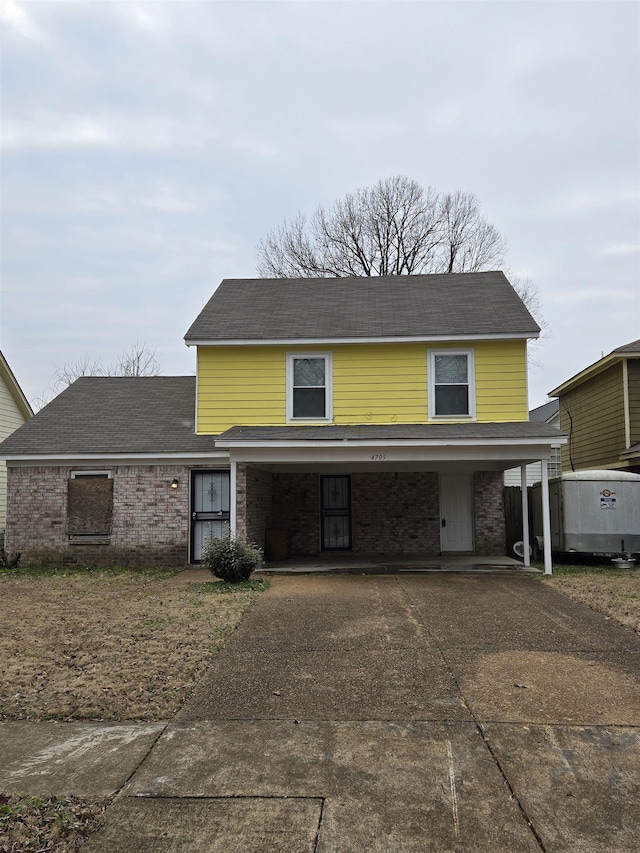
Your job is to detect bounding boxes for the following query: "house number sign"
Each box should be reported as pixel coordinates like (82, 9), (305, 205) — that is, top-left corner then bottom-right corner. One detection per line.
(371, 454), (387, 461)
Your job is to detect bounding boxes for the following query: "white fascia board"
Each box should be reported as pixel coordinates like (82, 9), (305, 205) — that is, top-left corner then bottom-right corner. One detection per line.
(186, 332), (538, 347)
(218, 436), (566, 449)
(226, 443), (560, 465)
(3, 452), (230, 465)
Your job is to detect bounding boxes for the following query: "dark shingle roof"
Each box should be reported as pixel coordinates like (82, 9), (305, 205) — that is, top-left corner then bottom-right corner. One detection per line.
(184, 272), (540, 343)
(217, 423), (565, 444)
(529, 400), (559, 423)
(613, 340), (640, 355)
(0, 377), (216, 457)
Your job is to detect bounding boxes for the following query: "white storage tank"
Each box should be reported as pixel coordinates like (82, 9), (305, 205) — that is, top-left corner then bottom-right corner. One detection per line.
(530, 470), (640, 558)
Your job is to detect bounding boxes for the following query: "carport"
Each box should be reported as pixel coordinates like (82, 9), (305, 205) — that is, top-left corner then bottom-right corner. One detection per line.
(217, 422), (566, 574)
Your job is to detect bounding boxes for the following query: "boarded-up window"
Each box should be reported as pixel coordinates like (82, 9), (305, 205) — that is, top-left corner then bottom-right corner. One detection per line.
(67, 475), (113, 535)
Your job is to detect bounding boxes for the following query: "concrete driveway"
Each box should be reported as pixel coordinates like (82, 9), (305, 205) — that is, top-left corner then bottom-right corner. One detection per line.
(3, 573), (639, 851)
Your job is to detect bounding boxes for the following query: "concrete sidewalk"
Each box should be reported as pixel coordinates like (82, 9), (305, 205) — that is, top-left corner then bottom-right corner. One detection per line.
(2, 574), (639, 851)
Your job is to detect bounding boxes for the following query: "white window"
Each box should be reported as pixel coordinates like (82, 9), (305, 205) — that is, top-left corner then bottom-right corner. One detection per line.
(428, 350), (476, 419)
(286, 353), (332, 422)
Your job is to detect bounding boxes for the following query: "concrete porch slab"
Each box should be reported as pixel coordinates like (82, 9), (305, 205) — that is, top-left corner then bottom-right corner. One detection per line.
(258, 553), (539, 574)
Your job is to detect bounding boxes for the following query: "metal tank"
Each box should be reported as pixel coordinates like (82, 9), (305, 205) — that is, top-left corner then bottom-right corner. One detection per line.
(530, 470), (640, 558)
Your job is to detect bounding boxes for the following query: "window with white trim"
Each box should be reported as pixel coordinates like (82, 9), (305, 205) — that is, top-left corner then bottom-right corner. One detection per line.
(428, 349), (476, 419)
(286, 353), (332, 421)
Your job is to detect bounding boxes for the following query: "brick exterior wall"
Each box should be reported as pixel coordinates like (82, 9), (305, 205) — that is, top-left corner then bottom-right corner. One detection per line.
(6, 463), (507, 566)
(236, 465), (273, 550)
(473, 470), (506, 555)
(271, 473), (320, 555)
(5, 464), (212, 568)
(351, 472), (441, 555)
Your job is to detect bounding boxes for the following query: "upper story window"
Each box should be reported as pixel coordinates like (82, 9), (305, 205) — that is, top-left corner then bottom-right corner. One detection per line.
(287, 353), (332, 422)
(428, 349), (476, 419)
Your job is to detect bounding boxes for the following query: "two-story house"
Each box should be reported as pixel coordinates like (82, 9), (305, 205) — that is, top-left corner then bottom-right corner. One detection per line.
(0, 272), (564, 572)
(549, 341), (640, 474)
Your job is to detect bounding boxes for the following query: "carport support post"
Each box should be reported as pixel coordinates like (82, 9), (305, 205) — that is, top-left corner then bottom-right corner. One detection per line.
(230, 461), (237, 535)
(541, 459), (553, 575)
(520, 466), (531, 567)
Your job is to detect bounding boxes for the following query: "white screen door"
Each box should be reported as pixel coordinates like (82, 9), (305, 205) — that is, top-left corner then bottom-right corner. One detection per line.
(440, 473), (473, 552)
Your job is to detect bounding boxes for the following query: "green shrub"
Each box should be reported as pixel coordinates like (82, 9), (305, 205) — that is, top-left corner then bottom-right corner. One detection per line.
(201, 533), (263, 583)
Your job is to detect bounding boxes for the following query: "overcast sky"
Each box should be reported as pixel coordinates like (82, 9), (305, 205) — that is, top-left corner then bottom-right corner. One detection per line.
(1, 0), (639, 411)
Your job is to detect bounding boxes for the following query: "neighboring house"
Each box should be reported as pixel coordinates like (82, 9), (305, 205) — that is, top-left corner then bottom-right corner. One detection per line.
(549, 340), (640, 474)
(0, 272), (564, 569)
(504, 400), (561, 486)
(0, 351), (32, 536)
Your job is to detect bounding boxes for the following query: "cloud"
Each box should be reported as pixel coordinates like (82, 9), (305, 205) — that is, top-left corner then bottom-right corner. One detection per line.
(1, 111), (219, 151)
(0, 0), (48, 43)
(550, 287), (637, 306)
(600, 243), (640, 256)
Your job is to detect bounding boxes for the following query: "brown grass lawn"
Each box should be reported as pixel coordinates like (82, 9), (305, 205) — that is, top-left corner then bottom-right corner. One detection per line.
(0, 567), (266, 722)
(541, 564), (640, 634)
(1, 566), (268, 850)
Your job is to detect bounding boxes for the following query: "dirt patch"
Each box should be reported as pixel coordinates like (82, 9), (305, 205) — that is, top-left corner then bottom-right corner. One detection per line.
(0, 569), (267, 722)
(542, 568), (639, 634)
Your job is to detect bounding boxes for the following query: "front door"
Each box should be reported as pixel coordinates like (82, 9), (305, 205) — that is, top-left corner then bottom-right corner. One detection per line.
(321, 475), (351, 550)
(440, 473), (473, 552)
(191, 470), (230, 561)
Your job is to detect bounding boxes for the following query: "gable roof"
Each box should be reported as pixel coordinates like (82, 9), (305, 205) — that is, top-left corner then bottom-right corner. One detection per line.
(0, 376), (216, 458)
(0, 351), (33, 421)
(529, 400), (559, 424)
(550, 339), (640, 397)
(184, 271), (540, 344)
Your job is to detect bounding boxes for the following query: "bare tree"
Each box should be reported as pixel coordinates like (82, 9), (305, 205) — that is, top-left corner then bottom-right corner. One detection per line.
(257, 176), (506, 278)
(34, 343), (161, 409)
(109, 342), (160, 378)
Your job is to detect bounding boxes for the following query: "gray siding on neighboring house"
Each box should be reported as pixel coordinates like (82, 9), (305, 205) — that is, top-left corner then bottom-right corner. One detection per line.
(560, 363), (626, 470)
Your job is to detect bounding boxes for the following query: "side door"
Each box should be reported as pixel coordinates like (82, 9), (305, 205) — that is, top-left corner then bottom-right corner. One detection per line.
(320, 475), (351, 550)
(439, 472), (474, 552)
(191, 470), (230, 562)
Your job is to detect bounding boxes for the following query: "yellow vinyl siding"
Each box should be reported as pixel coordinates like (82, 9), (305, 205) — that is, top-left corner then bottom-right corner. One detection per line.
(196, 340), (529, 433)
(0, 376), (30, 528)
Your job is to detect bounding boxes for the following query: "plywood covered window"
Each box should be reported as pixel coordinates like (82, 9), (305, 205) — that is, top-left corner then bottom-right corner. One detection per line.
(67, 471), (113, 537)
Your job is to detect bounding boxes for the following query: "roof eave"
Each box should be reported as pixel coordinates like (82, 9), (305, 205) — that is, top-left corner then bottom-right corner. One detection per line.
(0, 353), (33, 420)
(186, 331), (539, 347)
(549, 350), (638, 397)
